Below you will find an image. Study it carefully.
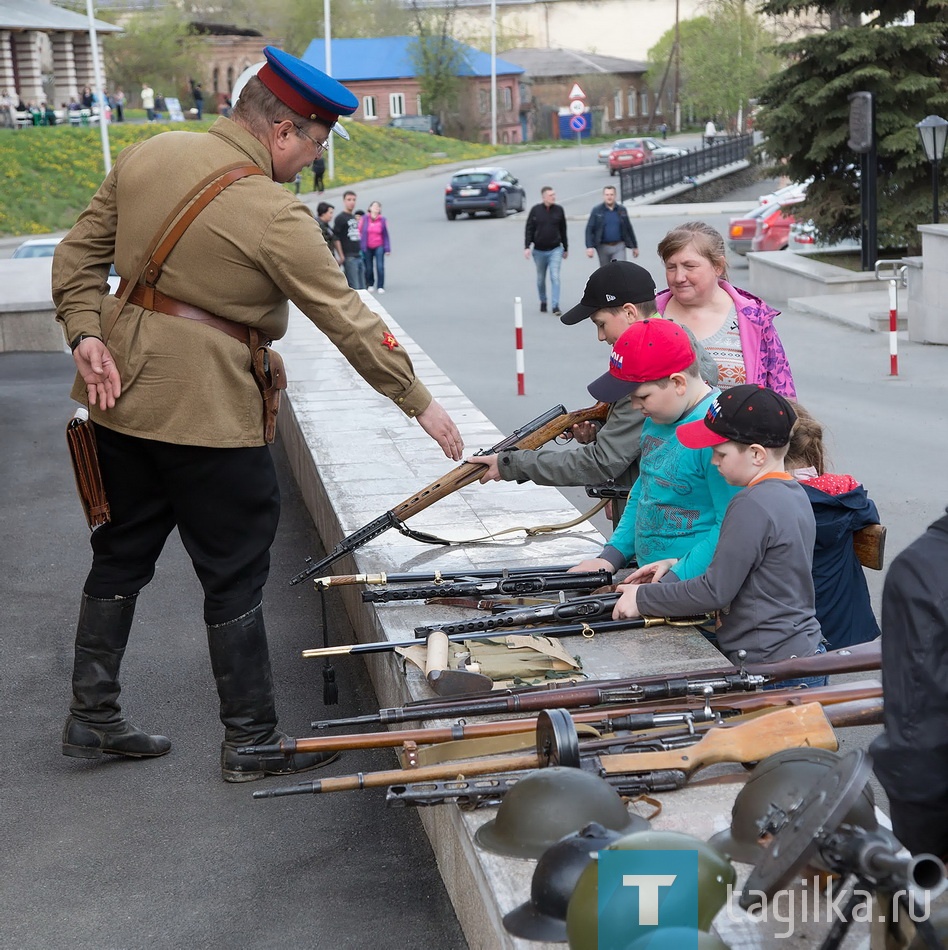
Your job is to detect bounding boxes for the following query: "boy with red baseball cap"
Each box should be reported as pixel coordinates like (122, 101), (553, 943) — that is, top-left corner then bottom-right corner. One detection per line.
(573, 318), (739, 581)
(613, 383), (826, 677)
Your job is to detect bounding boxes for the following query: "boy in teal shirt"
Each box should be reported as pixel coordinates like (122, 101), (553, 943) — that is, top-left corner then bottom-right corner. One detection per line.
(573, 319), (738, 580)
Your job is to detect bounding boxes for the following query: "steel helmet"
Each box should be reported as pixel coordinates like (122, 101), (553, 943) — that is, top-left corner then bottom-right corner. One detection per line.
(709, 748), (877, 865)
(474, 767), (644, 859)
(503, 822), (629, 942)
(565, 830), (736, 950)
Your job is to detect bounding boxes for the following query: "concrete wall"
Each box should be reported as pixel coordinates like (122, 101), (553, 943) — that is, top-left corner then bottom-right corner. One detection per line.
(907, 224), (948, 345)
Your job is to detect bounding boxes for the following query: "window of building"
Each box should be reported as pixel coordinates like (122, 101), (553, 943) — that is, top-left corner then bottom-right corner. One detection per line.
(503, 86), (512, 110)
(640, 91), (649, 116)
(389, 93), (405, 117)
(479, 88), (489, 114)
(363, 95), (378, 119)
(628, 89), (636, 117)
(416, 93), (423, 114)
(613, 91), (623, 120)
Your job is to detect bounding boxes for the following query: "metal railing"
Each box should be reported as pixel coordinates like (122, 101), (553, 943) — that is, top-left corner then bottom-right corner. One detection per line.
(618, 133), (755, 201)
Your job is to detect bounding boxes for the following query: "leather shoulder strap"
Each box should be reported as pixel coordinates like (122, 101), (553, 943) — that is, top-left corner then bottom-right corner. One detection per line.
(103, 161), (264, 344)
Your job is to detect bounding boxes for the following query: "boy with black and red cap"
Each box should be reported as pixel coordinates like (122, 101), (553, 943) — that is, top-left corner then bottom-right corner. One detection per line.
(613, 383), (826, 676)
(572, 318), (738, 582)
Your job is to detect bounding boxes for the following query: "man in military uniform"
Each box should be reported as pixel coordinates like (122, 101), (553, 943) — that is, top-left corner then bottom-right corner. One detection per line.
(52, 46), (463, 783)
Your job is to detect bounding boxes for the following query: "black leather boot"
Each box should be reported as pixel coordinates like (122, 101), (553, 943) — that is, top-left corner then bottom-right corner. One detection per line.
(62, 593), (172, 759)
(207, 604), (339, 783)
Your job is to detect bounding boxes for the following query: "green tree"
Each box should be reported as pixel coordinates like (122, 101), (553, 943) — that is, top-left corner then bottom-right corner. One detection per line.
(406, 1), (463, 134)
(647, 1), (781, 131)
(756, 0), (948, 251)
(103, 12), (203, 106)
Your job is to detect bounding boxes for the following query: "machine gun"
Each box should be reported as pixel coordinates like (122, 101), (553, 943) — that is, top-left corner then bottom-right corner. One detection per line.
(360, 570), (613, 603)
(252, 702), (840, 800)
(288, 402), (610, 586)
(742, 749), (946, 950)
(307, 563), (576, 590)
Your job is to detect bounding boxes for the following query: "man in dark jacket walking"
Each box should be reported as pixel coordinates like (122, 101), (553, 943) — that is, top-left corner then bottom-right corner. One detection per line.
(585, 185), (638, 267)
(523, 186), (568, 314)
(870, 506), (948, 861)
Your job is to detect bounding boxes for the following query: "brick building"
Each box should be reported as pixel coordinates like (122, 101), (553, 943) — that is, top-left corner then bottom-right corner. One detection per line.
(302, 36), (525, 143)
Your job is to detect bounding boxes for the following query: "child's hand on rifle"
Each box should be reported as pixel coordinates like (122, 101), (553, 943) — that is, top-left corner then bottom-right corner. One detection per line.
(468, 453), (500, 482)
(628, 558), (679, 585)
(612, 582), (642, 619)
(570, 557), (614, 574)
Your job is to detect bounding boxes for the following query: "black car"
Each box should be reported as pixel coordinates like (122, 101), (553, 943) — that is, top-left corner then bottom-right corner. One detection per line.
(444, 167), (526, 220)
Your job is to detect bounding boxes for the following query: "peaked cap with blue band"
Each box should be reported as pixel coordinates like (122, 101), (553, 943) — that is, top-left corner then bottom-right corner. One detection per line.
(257, 46), (358, 140)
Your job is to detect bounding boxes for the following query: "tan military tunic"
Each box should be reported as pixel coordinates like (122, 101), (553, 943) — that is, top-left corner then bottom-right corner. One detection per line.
(52, 118), (431, 448)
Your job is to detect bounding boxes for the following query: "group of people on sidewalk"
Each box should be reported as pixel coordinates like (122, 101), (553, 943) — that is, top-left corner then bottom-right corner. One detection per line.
(315, 189), (392, 293)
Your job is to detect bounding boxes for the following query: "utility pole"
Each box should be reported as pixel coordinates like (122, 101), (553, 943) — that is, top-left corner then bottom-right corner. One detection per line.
(673, 0), (681, 133)
(324, 0), (334, 181)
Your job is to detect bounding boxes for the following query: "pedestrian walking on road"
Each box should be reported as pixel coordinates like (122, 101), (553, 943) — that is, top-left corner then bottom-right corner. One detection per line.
(52, 45), (463, 784)
(360, 200), (391, 293)
(333, 190), (365, 289)
(524, 185), (568, 315)
(584, 185), (638, 267)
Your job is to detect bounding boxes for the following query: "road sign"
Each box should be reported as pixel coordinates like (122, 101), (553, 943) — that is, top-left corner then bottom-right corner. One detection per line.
(568, 83), (586, 101)
(569, 114), (588, 133)
(569, 99), (585, 116)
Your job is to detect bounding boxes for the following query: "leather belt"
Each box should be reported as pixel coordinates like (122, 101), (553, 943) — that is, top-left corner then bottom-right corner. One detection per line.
(118, 278), (254, 347)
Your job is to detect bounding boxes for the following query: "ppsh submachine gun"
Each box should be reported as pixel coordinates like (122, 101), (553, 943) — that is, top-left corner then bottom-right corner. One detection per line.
(741, 748), (946, 950)
(288, 401), (610, 586)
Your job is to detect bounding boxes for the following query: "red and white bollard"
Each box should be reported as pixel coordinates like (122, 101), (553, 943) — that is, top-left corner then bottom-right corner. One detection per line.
(887, 278), (899, 377)
(514, 296), (525, 395)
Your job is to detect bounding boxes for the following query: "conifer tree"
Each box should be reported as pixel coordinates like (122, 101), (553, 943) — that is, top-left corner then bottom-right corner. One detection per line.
(756, 0), (948, 251)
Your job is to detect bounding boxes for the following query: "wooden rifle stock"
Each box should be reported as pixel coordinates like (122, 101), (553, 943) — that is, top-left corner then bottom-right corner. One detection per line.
(253, 702), (838, 799)
(289, 402), (610, 585)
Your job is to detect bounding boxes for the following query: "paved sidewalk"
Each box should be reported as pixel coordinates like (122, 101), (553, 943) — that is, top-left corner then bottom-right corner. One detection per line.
(0, 352), (466, 950)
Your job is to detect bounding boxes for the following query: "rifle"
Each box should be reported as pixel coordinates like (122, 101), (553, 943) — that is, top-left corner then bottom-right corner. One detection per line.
(289, 401), (610, 586)
(252, 702), (839, 799)
(309, 639), (881, 728)
(360, 570), (613, 603)
(385, 698), (884, 809)
(412, 590), (622, 635)
(238, 680), (880, 759)
(310, 563), (575, 590)
(403, 638), (883, 710)
(301, 613), (708, 660)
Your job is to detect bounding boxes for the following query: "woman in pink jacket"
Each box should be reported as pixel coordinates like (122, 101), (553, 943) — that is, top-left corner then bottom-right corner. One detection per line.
(359, 200), (392, 294)
(655, 221), (796, 397)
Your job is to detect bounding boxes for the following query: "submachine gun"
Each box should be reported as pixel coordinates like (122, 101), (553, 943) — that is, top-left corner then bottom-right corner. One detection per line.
(288, 402), (610, 586)
(742, 749), (947, 950)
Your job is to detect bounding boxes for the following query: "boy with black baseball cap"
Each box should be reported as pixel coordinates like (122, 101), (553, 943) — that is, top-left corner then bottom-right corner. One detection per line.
(613, 383), (826, 678)
(573, 318), (739, 582)
(470, 262), (716, 528)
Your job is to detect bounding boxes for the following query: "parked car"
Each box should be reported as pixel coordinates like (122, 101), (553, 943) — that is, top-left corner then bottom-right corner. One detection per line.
(750, 204), (797, 253)
(389, 114), (443, 135)
(758, 179), (810, 207)
(607, 139), (652, 175)
(789, 220), (861, 253)
(444, 167), (526, 219)
(727, 204), (774, 256)
(12, 237), (62, 259)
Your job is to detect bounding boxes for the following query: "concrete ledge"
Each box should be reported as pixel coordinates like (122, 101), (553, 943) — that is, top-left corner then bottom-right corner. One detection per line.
(0, 258), (68, 353)
(748, 250), (880, 302)
(788, 291), (907, 334)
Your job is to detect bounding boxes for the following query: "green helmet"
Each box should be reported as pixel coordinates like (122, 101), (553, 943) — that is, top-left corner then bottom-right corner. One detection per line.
(474, 766), (646, 859)
(566, 830), (736, 950)
(709, 748), (877, 866)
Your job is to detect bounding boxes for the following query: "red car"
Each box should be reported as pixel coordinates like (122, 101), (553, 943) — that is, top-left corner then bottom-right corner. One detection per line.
(608, 138), (652, 175)
(750, 204), (797, 252)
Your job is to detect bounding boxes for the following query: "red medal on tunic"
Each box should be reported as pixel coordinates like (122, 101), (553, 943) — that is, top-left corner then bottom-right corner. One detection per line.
(382, 332), (399, 350)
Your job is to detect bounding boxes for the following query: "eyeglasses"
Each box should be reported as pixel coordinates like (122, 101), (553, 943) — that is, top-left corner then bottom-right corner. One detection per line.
(293, 123), (330, 153)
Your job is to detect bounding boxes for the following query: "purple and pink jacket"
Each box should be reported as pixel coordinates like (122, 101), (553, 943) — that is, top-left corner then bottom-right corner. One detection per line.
(656, 279), (796, 398)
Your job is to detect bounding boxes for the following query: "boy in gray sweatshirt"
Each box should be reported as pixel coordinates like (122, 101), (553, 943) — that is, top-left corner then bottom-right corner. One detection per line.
(613, 384), (825, 683)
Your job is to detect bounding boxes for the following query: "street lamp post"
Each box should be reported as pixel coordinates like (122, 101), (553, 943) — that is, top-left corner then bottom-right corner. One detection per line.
(916, 114), (948, 223)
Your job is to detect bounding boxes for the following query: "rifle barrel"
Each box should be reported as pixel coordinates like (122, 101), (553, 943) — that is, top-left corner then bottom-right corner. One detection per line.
(314, 564), (575, 589)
